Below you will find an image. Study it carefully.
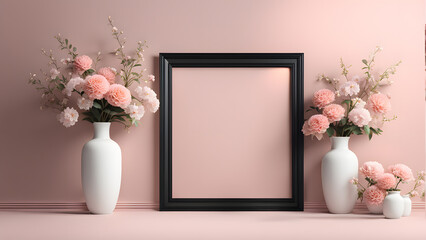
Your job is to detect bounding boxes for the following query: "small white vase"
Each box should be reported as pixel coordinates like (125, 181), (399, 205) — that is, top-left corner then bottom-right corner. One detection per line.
(81, 123), (122, 214)
(383, 191), (404, 219)
(402, 195), (412, 217)
(321, 137), (358, 214)
(366, 202), (383, 214)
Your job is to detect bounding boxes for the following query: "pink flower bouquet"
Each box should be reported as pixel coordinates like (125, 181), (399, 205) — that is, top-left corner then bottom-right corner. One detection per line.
(351, 162), (425, 207)
(28, 17), (158, 128)
(303, 47), (400, 140)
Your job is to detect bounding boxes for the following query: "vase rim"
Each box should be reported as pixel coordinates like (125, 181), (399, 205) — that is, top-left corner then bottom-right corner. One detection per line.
(387, 190), (401, 194)
(330, 136), (350, 139)
(93, 122), (111, 125)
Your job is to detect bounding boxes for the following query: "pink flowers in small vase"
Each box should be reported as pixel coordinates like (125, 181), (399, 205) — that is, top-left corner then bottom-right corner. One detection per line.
(303, 47), (400, 140)
(351, 161), (425, 207)
(28, 16), (159, 128)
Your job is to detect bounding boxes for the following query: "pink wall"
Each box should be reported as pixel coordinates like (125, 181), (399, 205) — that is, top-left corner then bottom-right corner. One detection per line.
(0, 0), (424, 206)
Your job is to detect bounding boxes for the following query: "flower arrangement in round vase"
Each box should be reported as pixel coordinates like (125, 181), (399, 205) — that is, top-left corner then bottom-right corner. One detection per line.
(303, 47), (400, 214)
(28, 17), (159, 214)
(352, 163), (425, 217)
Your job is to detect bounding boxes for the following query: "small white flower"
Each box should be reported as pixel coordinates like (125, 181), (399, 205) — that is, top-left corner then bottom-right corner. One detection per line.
(110, 67), (117, 73)
(339, 81), (360, 96)
(77, 97), (93, 110)
(112, 27), (118, 32)
(135, 86), (157, 101)
(148, 74), (155, 82)
(60, 58), (71, 65)
(63, 77), (85, 96)
(57, 107), (79, 128)
(50, 68), (60, 79)
(351, 97), (366, 109)
(143, 98), (160, 113)
(125, 103), (145, 120)
(126, 56), (131, 60)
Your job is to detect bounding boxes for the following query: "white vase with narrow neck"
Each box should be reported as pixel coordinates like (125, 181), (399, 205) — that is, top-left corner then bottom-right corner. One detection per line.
(383, 191), (404, 219)
(402, 195), (412, 217)
(321, 137), (358, 214)
(81, 123), (121, 214)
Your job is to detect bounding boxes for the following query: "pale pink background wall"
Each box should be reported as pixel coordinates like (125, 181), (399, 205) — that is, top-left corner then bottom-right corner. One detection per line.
(0, 0), (424, 206)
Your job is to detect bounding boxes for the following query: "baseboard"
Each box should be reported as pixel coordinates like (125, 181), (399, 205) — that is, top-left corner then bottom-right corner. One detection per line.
(0, 201), (423, 211)
(0, 202), (159, 210)
(304, 202), (425, 211)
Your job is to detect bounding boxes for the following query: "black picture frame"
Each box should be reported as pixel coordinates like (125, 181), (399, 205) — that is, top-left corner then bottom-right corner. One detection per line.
(159, 53), (304, 211)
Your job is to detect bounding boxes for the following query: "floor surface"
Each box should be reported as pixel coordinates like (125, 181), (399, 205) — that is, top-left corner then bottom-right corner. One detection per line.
(0, 209), (425, 239)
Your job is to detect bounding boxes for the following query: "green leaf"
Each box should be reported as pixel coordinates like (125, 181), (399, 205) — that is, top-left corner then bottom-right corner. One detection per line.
(341, 100), (351, 109)
(369, 130), (373, 140)
(362, 59), (368, 65)
(339, 117), (347, 125)
(57, 83), (65, 90)
(69, 44), (72, 49)
(65, 39), (68, 45)
(91, 108), (101, 121)
(363, 125), (370, 136)
(73, 47), (77, 52)
(92, 101), (102, 109)
(326, 127), (335, 137)
(131, 72), (139, 76)
(134, 64), (141, 67)
(82, 117), (94, 123)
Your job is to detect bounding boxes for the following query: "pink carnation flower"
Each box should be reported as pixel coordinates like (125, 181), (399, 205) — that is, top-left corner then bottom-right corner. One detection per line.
(367, 93), (391, 114)
(376, 173), (396, 190)
(322, 104), (345, 122)
(98, 67), (116, 84)
(301, 114), (329, 140)
(388, 164), (414, 182)
(348, 108), (371, 127)
(364, 185), (386, 206)
(105, 84), (132, 108)
(74, 55), (93, 74)
(84, 74), (110, 100)
(312, 89), (335, 108)
(359, 161), (384, 181)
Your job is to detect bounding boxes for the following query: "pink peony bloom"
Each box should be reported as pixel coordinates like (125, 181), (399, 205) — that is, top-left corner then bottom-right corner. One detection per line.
(84, 74), (110, 100)
(376, 173), (397, 190)
(105, 84), (132, 108)
(312, 89), (335, 108)
(364, 185), (386, 206)
(322, 104), (345, 122)
(388, 164), (414, 182)
(301, 114), (329, 140)
(359, 161), (384, 181)
(57, 107), (79, 128)
(98, 67), (116, 84)
(74, 55), (93, 74)
(367, 93), (391, 114)
(348, 108), (371, 127)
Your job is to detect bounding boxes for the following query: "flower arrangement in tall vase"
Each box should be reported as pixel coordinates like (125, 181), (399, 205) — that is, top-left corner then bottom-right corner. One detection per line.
(28, 17), (159, 214)
(303, 47), (400, 214)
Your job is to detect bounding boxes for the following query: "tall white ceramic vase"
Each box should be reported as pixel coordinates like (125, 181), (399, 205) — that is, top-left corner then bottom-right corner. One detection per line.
(81, 123), (122, 214)
(321, 137), (358, 214)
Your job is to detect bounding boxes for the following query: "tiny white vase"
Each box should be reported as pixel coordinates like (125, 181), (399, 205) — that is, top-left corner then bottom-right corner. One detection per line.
(383, 191), (404, 219)
(366, 202), (383, 214)
(402, 195), (412, 217)
(321, 137), (358, 214)
(81, 123), (122, 214)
